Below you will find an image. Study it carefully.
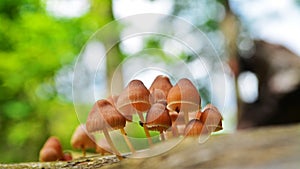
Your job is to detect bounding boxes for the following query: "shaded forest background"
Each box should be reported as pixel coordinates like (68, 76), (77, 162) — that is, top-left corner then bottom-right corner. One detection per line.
(1, 0), (300, 163)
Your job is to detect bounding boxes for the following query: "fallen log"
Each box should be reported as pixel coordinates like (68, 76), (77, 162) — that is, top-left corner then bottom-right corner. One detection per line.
(1, 123), (299, 169)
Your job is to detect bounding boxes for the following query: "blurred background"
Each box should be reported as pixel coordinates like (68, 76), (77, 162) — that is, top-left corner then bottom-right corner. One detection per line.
(1, 0), (300, 163)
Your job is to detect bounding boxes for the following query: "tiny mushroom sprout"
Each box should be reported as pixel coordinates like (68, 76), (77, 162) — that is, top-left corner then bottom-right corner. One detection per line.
(167, 78), (201, 125)
(116, 79), (153, 146)
(145, 103), (172, 141)
(39, 136), (64, 162)
(71, 124), (96, 157)
(200, 104), (223, 133)
(86, 99), (127, 160)
(62, 152), (72, 161)
(149, 75), (173, 105)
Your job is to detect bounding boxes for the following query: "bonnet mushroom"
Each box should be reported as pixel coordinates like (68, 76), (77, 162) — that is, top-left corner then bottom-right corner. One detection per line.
(167, 78), (201, 124)
(107, 95), (135, 153)
(39, 136), (64, 162)
(145, 103), (172, 141)
(184, 118), (208, 137)
(116, 80), (153, 146)
(149, 75), (173, 104)
(86, 99), (126, 160)
(71, 124), (96, 157)
(200, 104), (223, 132)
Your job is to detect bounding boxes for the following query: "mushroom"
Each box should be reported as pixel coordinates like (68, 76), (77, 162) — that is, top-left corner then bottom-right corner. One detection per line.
(116, 80), (153, 146)
(145, 103), (172, 141)
(107, 95), (135, 153)
(184, 118), (208, 137)
(86, 99), (126, 160)
(167, 78), (201, 124)
(39, 136), (64, 162)
(149, 75), (173, 104)
(200, 104), (223, 132)
(108, 95), (133, 122)
(71, 124), (96, 157)
(62, 152), (73, 161)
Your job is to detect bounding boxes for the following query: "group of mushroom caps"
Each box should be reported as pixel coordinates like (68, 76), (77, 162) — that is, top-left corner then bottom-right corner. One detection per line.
(85, 75), (223, 159)
(39, 75), (223, 162)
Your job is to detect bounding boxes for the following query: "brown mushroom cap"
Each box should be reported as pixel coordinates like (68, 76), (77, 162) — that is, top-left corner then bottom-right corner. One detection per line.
(86, 99), (126, 133)
(167, 78), (201, 113)
(145, 103), (172, 132)
(39, 136), (63, 162)
(62, 152), (73, 161)
(203, 104), (219, 113)
(71, 124), (96, 150)
(149, 75), (173, 104)
(117, 80), (151, 118)
(107, 95), (119, 106)
(184, 119), (208, 137)
(200, 104), (223, 132)
(108, 95), (133, 122)
(40, 148), (61, 162)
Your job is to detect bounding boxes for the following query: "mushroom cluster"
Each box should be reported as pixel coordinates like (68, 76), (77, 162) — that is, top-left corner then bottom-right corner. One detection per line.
(39, 75), (223, 162)
(84, 75), (223, 157)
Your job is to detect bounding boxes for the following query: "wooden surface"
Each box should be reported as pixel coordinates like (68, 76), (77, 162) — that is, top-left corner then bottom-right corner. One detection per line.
(1, 123), (300, 169)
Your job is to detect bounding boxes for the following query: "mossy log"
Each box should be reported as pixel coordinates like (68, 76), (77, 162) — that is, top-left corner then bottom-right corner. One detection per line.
(1, 123), (299, 169)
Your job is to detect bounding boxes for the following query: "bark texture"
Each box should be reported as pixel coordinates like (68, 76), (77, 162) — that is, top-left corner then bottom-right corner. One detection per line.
(1, 123), (299, 169)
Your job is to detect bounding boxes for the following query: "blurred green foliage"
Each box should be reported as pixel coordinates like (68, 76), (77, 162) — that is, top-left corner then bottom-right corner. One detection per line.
(0, 0), (114, 163)
(0, 0), (231, 163)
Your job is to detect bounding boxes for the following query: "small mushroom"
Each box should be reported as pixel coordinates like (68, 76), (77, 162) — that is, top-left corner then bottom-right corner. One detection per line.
(71, 124), (96, 157)
(39, 136), (64, 162)
(116, 80), (153, 146)
(184, 119), (208, 137)
(149, 75), (173, 104)
(62, 152), (73, 161)
(107, 95), (135, 153)
(86, 99), (126, 160)
(167, 78), (201, 124)
(117, 80), (151, 114)
(200, 104), (223, 132)
(145, 103), (172, 141)
(108, 95), (133, 122)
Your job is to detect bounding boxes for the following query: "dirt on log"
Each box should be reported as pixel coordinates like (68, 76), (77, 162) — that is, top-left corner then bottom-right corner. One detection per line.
(1, 123), (299, 169)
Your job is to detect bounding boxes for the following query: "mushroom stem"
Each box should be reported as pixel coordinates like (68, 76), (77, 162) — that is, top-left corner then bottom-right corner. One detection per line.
(138, 113), (153, 146)
(81, 145), (86, 157)
(160, 131), (165, 141)
(102, 127), (123, 160)
(120, 128), (136, 153)
(171, 122), (179, 137)
(184, 112), (189, 125)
